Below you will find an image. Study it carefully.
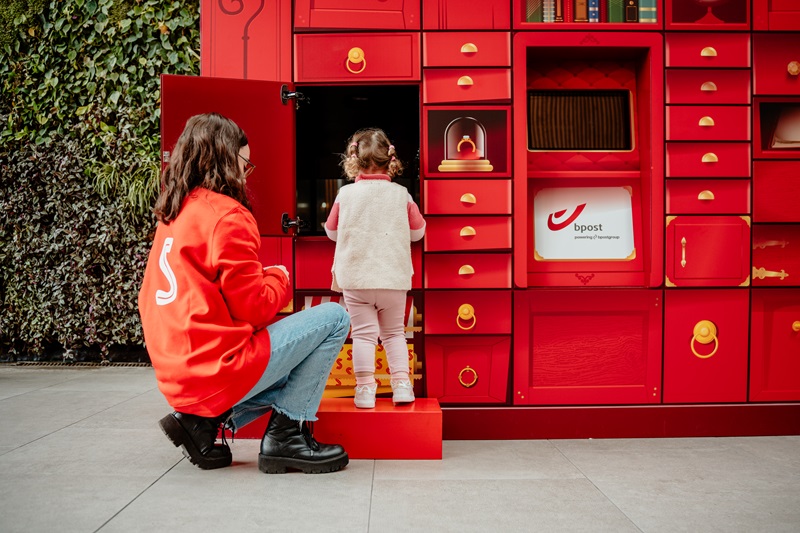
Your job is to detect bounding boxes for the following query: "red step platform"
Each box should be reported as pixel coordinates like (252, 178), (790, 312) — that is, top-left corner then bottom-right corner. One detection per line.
(226, 398), (442, 460)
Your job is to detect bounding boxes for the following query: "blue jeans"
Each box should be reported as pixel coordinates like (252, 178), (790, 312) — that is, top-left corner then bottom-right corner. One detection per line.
(228, 302), (350, 431)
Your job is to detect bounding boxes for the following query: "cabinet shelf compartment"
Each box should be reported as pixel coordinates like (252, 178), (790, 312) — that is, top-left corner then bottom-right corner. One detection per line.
(753, 98), (800, 160)
(514, 0), (663, 30)
(665, 0), (750, 31)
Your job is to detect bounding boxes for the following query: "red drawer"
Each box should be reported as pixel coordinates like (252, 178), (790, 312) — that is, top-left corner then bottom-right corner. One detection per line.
(666, 180), (751, 215)
(424, 253), (511, 289)
(424, 290), (511, 335)
(666, 69), (751, 105)
(666, 33), (751, 69)
(423, 179), (511, 215)
(423, 32), (510, 67)
(424, 216), (511, 251)
(294, 33), (420, 82)
(663, 290), (749, 404)
(666, 105), (750, 141)
(753, 225), (800, 287)
(753, 33), (800, 95)
(294, 0), (419, 30)
(753, 161), (800, 223)
(666, 142), (751, 178)
(750, 289), (800, 401)
(423, 0), (510, 30)
(423, 69), (511, 104)
(425, 336), (510, 404)
(665, 215), (751, 287)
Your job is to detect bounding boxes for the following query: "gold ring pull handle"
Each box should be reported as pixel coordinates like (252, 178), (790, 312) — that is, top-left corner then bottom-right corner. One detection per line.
(753, 240), (788, 249)
(701, 81), (718, 92)
(699, 116), (715, 127)
(457, 75), (474, 86)
(460, 192), (477, 205)
(458, 264), (475, 276)
(700, 46), (718, 57)
(698, 190), (715, 201)
(458, 365), (478, 388)
(346, 47), (366, 74)
(460, 226), (476, 237)
(788, 61), (800, 76)
(793, 321), (800, 333)
(681, 237), (687, 268)
(702, 152), (719, 163)
(752, 267), (789, 280)
(460, 42), (478, 54)
(457, 303), (476, 331)
(691, 320), (719, 359)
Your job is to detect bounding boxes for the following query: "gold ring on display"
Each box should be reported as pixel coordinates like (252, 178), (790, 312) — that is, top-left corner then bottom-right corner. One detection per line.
(457, 135), (476, 153)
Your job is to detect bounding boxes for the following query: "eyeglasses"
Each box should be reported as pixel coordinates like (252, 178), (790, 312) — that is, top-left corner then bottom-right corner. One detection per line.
(238, 153), (256, 177)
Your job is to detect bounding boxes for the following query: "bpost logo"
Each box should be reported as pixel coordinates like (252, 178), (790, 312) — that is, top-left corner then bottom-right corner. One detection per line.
(546, 203), (586, 231)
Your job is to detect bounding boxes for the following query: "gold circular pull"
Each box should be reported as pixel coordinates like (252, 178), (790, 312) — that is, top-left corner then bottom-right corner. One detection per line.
(458, 365), (478, 388)
(458, 264), (475, 276)
(457, 135), (476, 152)
(697, 190), (715, 201)
(459, 226), (476, 237)
(691, 320), (719, 359)
(793, 321), (800, 333)
(457, 303), (476, 331)
(457, 75), (474, 86)
(702, 152), (719, 163)
(788, 61), (800, 76)
(460, 43), (478, 54)
(701, 81), (718, 92)
(346, 47), (366, 74)
(460, 193), (477, 205)
(701, 46), (718, 57)
(698, 116), (715, 127)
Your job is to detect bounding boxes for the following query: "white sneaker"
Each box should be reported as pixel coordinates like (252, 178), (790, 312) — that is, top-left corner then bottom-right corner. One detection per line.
(391, 379), (415, 404)
(354, 383), (377, 409)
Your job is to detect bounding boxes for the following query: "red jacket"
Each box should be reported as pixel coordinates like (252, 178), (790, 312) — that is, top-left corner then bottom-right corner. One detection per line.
(138, 188), (291, 417)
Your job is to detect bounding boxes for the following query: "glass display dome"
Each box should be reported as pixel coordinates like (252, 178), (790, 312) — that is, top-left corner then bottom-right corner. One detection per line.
(438, 116), (493, 172)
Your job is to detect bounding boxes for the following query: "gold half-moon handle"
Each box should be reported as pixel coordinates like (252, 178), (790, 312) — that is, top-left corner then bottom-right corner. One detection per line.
(701, 81), (718, 92)
(793, 321), (800, 333)
(698, 190), (715, 201)
(457, 303), (476, 331)
(458, 365), (478, 388)
(460, 42), (478, 54)
(702, 152), (719, 163)
(699, 116), (715, 127)
(788, 61), (800, 76)
(346, 47), (366, 74)
(460, 225), (476, 237)
(691, 319), (719, 359)
(701, 46), (718, 57)
(457, 75), (474, 86)
(458, 264), (475, 276)
(460, 193), (477, 205)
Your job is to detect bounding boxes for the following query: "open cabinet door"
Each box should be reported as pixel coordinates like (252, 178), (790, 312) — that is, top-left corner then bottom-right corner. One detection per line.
(160, 74), (296, 236)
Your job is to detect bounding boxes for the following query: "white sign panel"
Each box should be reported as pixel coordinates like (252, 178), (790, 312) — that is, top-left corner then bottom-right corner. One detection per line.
(533, 187), (635, 261)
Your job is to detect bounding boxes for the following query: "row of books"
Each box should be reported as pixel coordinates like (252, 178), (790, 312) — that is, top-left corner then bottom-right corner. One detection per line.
(526, 0), (658, 24)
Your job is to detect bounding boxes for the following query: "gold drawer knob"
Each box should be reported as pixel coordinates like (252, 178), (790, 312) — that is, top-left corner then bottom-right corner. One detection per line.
(461, 42), (478, 54)
(701, 81), (718, 92)
(458, 264), (475, 276)
(457, 75), (474, 86)
(460, 225), (476, 237)
(458, 365), (478, 388)
(700, 46), (718, 57)
(789, 61), (800, 76)
(460, 192), (477, 205)
(346, 47), (366, 74)
(457, 303), (476, 331)
(702, 152), (718, 163)
(691, 320), (719, 359)
(793, 321), (800, 333)
(698, 190), (715, 201)
(698, 116), (715, 127)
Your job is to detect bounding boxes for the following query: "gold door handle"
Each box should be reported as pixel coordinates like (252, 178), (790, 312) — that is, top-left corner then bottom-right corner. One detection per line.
(753, 240), (788, 249)
(788, 61), (800, 76)
(460, 192), (477, 205)
(457, 75), (474, 86)
(691, 320), (719, 359)
(701, 81), (718, 92)
(457, 303), (476, 331)
(698, 190), (715, 201)
(698, 116), (715, 127)
(458, 365), (478, 387)
(702, 152), (718, 163)
(793, 321), (800, 333)
(461, 42), (478, 54)
(346, 47), (366, 74)
(460, 226), (476, 237)
(458, 264), (475, 276)
(681, 237), (687, 268)
(701, 46), (718, 57)
(752, 267), (789, 280)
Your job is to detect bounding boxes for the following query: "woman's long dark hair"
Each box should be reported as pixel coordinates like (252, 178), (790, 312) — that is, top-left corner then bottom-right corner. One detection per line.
(154, 113), (251, 223)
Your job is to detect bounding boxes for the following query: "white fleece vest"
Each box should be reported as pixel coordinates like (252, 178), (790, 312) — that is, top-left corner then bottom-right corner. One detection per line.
(332, 180), (412, 291)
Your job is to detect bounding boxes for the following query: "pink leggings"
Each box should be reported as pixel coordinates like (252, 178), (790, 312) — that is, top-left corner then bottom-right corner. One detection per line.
(342, 289), (409, 379)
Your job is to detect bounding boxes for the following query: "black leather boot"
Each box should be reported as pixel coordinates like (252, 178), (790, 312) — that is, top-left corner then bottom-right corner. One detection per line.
(159, 409), (233, 470)
(258, 411), (349, 474)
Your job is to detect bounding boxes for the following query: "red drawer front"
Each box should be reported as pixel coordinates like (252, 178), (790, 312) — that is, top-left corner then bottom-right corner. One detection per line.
(666, 142), (751, 178)
(750, 289), (800, 401)
(294, 0), (419, 30)
(663, 290), (749, 404)
(666, 105), (751, 141)
(423, 0), (510, 30)
(424, 290), (511, 334)
(753, 161), (800, 223)
(423, 179), (511, 215)
(425, 336), (510, 404)
(424, 253), (511, 289)
(423, 69), (510, 104)
(666, 216), (751, 287)
(666, 33), (751, 69)
(666, 69), (751, 105)
(754, 33), (800, 95)
(666, 180), (751, 215)
(294, 33), (420, 82)
(423, 32), (510, 67)
(753, 225), (800, 287)
(424, 216), (511, 251)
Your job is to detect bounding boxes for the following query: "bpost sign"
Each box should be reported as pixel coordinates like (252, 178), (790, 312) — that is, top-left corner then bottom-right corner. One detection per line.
(533, 187), (635, 261)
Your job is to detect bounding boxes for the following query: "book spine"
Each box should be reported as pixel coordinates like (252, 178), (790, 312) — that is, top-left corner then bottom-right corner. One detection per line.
(543, 0), (555, 22)
(555, 0), (565, 22)
(589, 0), (600, 22)
(625, 0), (639, 22)
(526, 0), (544, 22)
(574, 0), (589, 22)
(608, 0), (624, 22)
(638, 0), (657, 23)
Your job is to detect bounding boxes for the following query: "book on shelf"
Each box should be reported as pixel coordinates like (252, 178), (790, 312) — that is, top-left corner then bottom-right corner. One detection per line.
(639, 0), (657, 23)
(608, 0), (625, 22)
(574, 0), (589, 22)
(771, 106), (800, 149)
(555, 0), (565, 22)
(543, 0), (555, 22)
(625, 0), (639, 22)
(589, 0), (600, 22)
(526, 0), (543, 22)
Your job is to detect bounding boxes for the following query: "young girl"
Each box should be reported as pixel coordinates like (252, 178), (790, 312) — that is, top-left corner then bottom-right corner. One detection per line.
(139, 113), (350, 473)
(325, 128), (426, 408)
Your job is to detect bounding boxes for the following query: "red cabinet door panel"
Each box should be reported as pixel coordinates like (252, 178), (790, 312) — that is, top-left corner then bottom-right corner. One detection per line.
(423, 69), (511, 104)
(666, 216), (751, 287)
(666, 142), (751, 178)
(294, 33), (420, 82)
(666, 69), (751, 105)
(750, 289), (800, 401)
(753, 161), (800, 223)
(666, 180), (751, 215)
(424, 179), (511, 215)
(753, 33), (800, 95)
(424, 290), (511, 334)
(424, 216), (511, 251)
(513, 289), (663, 405)
(294, 0), (419, 30)
(752, 225), (800, 287)
(663, 290), (749, 403)
(423, 32), (511, 67)
(666, 33), (751, 68)
(424, 253), (511, 289)
(423, 0), (510, 30)
(425, 336), (510, 404)
(666, 105), (750, 141)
